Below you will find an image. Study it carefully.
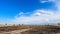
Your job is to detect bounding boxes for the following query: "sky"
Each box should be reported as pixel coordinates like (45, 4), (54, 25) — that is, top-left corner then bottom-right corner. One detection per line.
(0, 0), (60, 25)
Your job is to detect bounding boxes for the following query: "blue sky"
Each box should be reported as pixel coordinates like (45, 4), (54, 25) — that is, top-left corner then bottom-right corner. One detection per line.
(0, 0), (55, 18)
(0, 0), (60, 24)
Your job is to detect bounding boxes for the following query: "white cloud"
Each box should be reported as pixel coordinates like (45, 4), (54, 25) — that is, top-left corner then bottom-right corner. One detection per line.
(7, 0), (60, 25)
(12, 9), (60, 25)
(40, 1), (48, 3)
(40, 0), (49, 3)
(48, 0), (60, 10)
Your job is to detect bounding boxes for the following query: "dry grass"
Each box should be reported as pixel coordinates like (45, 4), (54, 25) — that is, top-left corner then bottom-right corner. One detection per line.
(21, 25), (60, 34)
(0, 24), (30, 32)
(0, 24), (60, 34)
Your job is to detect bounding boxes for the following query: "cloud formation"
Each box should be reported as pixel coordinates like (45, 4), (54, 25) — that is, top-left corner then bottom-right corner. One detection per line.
(11, 0), (60, 25)
(40, 0), (48, 3)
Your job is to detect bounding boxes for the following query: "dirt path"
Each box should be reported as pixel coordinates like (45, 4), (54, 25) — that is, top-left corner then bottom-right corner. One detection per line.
(0, 28), (32, 34)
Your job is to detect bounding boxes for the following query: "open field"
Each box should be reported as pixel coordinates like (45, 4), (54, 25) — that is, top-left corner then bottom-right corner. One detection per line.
(0, 24), (60, 34)
(21, 25), (60, 34)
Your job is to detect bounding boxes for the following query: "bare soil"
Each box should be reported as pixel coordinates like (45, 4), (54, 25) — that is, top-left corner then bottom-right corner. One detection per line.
(0, 29), (31, 34)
